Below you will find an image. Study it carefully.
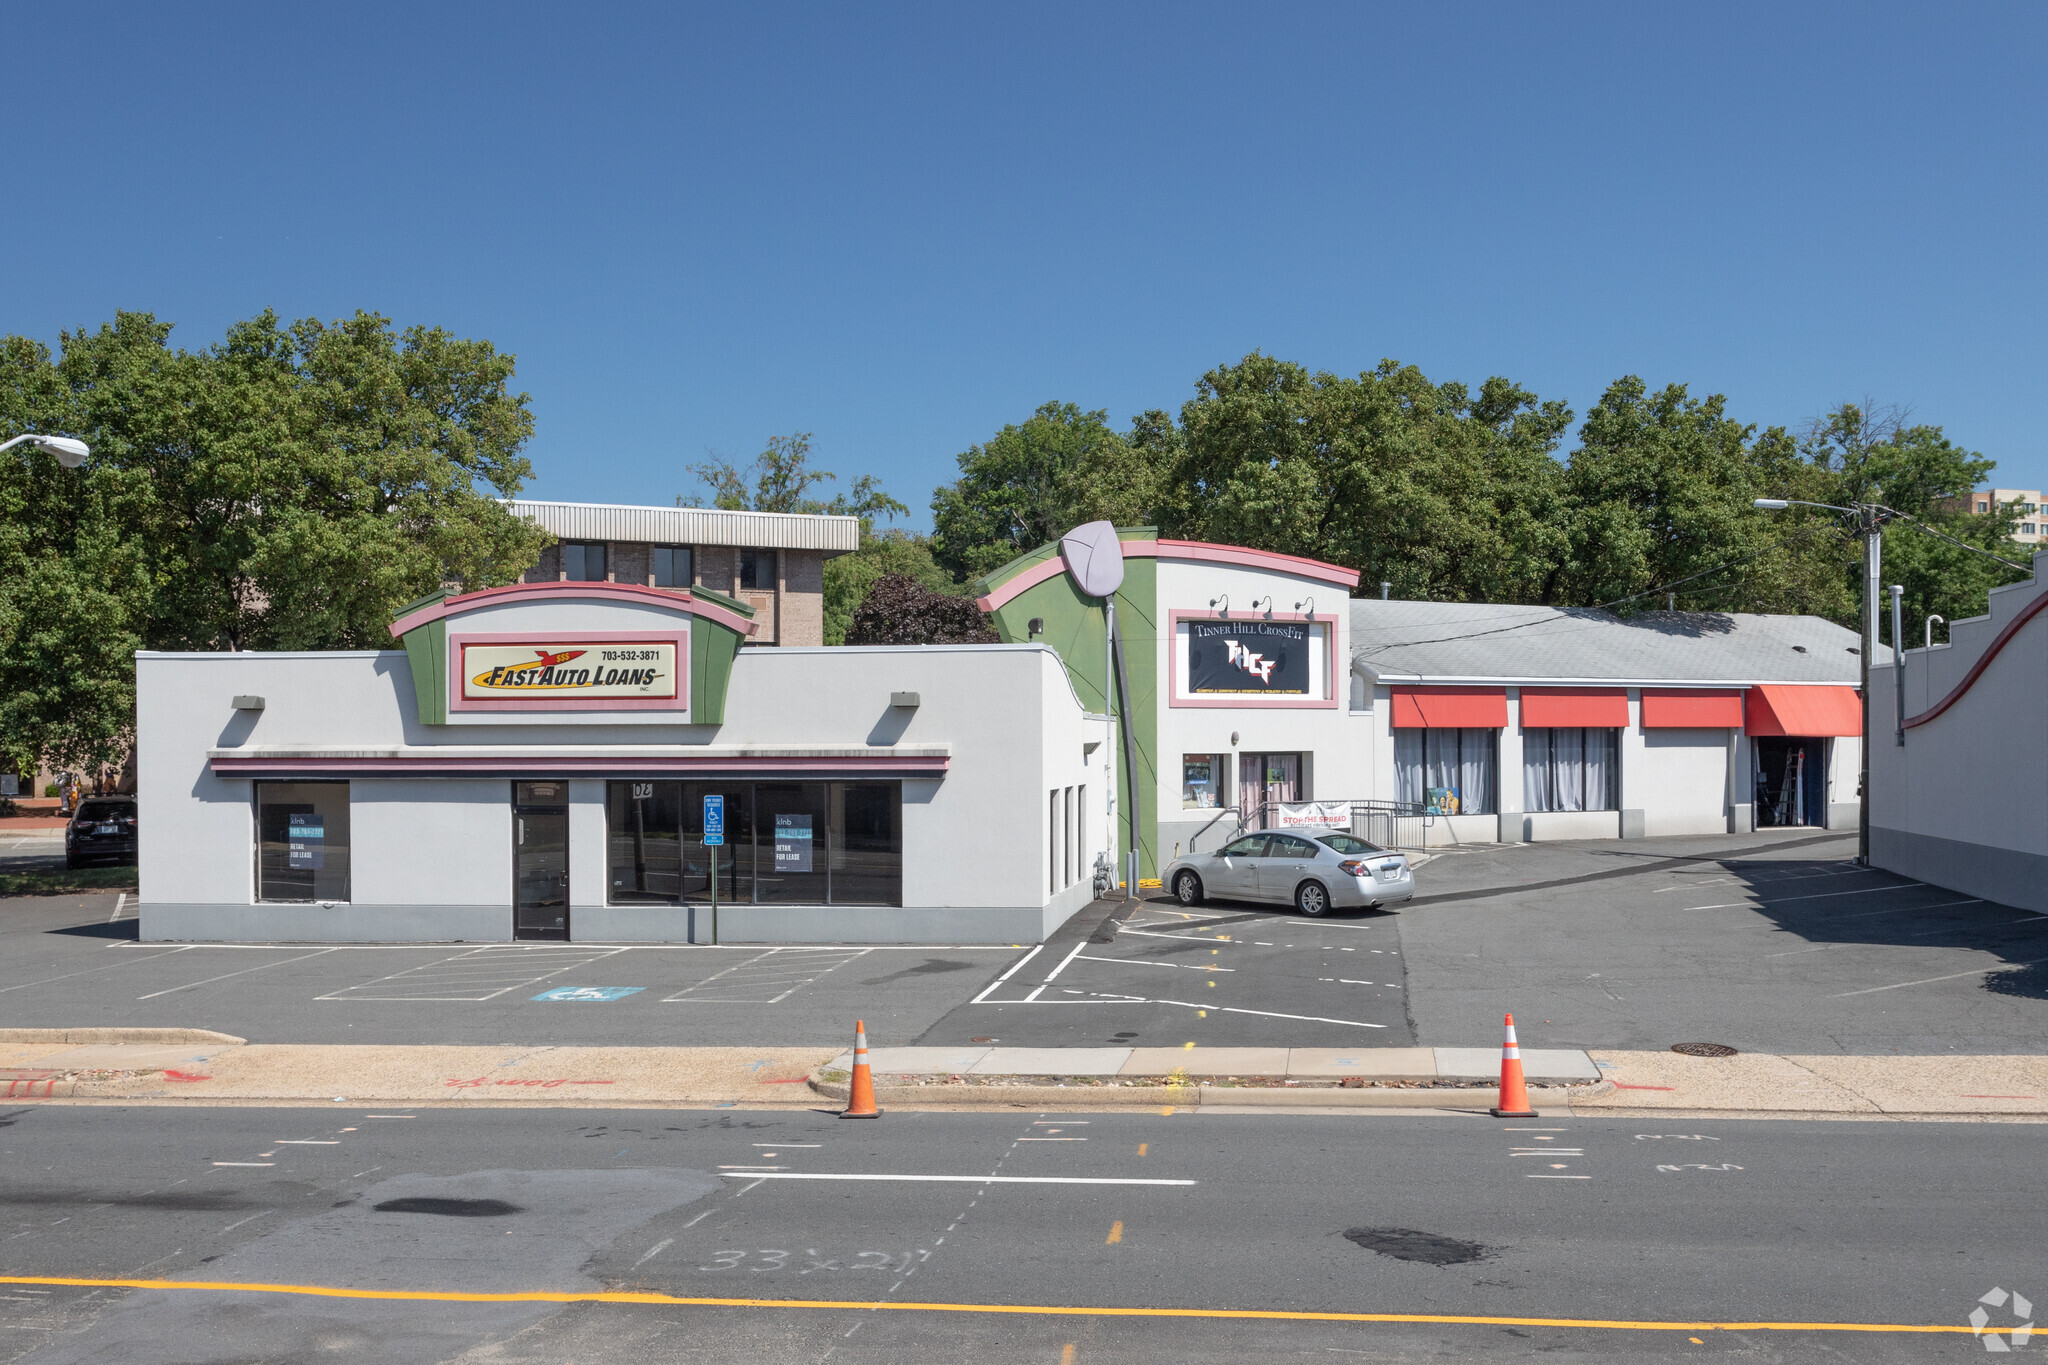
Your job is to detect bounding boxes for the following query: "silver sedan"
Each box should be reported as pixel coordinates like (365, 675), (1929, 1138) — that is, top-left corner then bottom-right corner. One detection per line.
(1162, 829), (1414, 917)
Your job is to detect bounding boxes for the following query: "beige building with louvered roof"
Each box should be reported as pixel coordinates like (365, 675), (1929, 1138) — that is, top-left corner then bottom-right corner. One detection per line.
(510, 501), (861, 646)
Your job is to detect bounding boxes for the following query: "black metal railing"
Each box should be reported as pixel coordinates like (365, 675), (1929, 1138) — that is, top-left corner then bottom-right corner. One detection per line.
(1241, 798), (1432, 850)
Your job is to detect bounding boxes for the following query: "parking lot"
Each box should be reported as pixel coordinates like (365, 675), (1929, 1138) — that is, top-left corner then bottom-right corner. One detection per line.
(2, 828), (2044, 1054)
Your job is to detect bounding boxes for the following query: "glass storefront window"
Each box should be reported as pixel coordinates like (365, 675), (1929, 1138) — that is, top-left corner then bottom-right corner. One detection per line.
(606, 782), (684, 901)
(606, 780), (899, 906)
(1182, 754), (1224, 809)
(255, 781), (351, 902)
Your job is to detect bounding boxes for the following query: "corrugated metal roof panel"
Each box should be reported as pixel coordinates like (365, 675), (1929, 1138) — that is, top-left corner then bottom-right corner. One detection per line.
(509, 500), (861, 552)
(1351, 600), (1862, 685)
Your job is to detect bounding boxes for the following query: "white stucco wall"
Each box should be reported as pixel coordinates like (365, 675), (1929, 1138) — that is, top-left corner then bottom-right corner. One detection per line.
(1871, 559), (2048, 909)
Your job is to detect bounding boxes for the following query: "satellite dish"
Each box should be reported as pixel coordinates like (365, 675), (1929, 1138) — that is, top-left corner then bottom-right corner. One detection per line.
(1060, 520), (1125, 598)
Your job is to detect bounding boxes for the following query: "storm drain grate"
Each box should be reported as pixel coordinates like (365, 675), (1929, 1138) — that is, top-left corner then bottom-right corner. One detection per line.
(1670, 1042), (1739, 1058)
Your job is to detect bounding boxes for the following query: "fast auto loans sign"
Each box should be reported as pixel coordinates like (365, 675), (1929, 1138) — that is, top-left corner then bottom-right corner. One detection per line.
(1186, 620), (1313, 695)
(462, 643), (679, 699)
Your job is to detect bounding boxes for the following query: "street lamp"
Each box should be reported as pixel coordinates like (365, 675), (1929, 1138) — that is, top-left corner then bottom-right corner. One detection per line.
(0, 434), (90, 468)
(1752, 495), (1889, 864)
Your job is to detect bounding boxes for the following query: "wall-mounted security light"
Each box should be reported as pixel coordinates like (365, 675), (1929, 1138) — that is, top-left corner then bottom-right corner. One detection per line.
(890, 691), (921, 709)
(1252, 596), (1272, 617)
(1209, 594), (1229, 616)
(1293, 597), (1315, 616)
(232, 695), (266, 711)
(1230, 731), (1239, 746)
(1027, 617), (1044, 638)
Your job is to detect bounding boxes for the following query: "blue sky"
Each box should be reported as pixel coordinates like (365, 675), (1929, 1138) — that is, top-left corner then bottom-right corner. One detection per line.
(7, 3), (2044, 524)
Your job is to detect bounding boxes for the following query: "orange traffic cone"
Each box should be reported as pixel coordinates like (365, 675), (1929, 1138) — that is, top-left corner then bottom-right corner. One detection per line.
(841, 1019), (881, 1119)
(1489, 1012), (1538, 1118)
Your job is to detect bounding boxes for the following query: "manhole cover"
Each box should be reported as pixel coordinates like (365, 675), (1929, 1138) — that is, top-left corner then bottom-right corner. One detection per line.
(1342, 1228), (1488, 1266)
(1671, 1043), (1739, 1058)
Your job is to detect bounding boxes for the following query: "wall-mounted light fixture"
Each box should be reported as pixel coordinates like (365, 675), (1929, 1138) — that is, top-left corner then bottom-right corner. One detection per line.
(232, 695), (266, 712)
(1293, 597), (1314, 617)
(1230, 730), (1239, 746)
(1026, 617), (1044, 638)
(1208, 594), (1229, 616)
(1252, 596), (1272, 617)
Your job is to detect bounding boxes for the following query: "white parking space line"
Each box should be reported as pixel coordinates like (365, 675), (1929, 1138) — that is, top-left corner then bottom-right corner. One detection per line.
(0, 947), (195, 995)
(1686, 881), (1927, 911)
(969, 944), (1045, 1003)
(661, 947), (869, 1003)
(1074, 954), (1233, 972)
(317, 945), (628, 1002)
(136, 947), (341, 1000)
(1829, 958), (2048, 998)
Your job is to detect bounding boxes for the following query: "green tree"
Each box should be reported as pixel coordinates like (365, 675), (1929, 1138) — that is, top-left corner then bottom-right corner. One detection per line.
(822, 529), (961, 646)
(683, 432), (907, 523)
(930, 402), (1171, 581)
(0, 309), (550, 775)
(1552, 377), (1849, 616)
(1168, 354), (1574, 603)
(1801, 403), (2027, 646)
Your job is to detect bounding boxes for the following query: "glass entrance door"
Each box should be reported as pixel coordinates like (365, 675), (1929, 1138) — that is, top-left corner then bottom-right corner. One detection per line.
(1238, 753), (1302, 826)
(513, 781), (570, 940)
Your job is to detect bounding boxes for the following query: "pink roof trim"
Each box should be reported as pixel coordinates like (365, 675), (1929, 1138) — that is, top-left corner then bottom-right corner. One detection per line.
(977, 538), (1360, 611)
(389, 580), (759, 639)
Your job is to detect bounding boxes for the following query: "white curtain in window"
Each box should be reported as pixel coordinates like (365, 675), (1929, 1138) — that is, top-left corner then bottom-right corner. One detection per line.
(1394, 730), (1424, 806)
(1522, 729), (1553, 812)
(1397, 729), (1497, 813)
(1458, 729), (1497, 815)
(1584, 728), (1617, 810)
(1523, 728), (1619, 812)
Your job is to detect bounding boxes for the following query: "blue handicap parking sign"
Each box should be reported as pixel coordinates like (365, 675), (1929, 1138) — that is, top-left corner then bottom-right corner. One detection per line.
(704, 793), (725, 846)
(532, 986), (645, 1002)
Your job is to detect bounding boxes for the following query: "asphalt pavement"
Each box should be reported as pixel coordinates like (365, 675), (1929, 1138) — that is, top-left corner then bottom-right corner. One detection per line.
(0, 1103), (2039, 1362)
(4, 828), (2045, 1055)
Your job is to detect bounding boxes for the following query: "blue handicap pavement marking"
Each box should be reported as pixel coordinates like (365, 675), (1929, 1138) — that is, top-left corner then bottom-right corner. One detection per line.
(532, 987), (646, 1002)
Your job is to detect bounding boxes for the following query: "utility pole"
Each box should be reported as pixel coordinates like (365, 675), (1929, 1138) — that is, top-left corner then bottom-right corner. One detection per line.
(1755, 494), (1890, 866)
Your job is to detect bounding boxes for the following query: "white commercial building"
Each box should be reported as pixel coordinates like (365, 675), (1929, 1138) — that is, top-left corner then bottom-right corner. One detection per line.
(1344, 601), (1865, 845)
(138, 580), (1105, 944)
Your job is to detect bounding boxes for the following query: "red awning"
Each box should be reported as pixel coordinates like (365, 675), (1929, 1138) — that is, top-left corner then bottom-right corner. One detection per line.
(1746, 684), (1861, 737)
(1390, 686), (1509, 729)
(1519, 687), (1628, 728)
(1642, 689), (1745, 728)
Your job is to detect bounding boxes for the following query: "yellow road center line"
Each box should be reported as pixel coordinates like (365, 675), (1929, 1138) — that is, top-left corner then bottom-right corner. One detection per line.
(0, 1276), (1974, 1333)
(1136, 1143), (1147, 1156)
(1105, 1221), (1123, 1244)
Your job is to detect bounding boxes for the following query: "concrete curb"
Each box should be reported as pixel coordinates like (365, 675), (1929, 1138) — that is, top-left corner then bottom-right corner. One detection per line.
(0, 1028), (246, 1046)
(809, 1076), (1613, 1110)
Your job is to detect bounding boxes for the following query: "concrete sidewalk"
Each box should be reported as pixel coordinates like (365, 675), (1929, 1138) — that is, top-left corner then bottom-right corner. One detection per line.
(3, 1030), (2044, 1117)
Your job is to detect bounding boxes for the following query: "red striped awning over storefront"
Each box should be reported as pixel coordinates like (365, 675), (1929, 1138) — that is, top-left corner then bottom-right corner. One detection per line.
(1746, 684), (1861, 737)
(1518, 687), (1629, 728)
(1641, 688), (1746, 728)
(1390, 686), (1509, 729)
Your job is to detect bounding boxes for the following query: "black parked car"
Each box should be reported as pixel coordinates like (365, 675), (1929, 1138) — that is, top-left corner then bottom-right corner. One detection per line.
(66, 797), (137, 869)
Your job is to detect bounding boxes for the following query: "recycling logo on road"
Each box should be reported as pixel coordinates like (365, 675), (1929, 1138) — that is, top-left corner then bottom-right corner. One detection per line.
(1971, 1287), (2034, 1352)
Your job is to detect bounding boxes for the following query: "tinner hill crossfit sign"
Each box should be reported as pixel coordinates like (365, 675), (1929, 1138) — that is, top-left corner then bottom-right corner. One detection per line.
(462, 642), (679, 699)
(1186, 620), (1313, 695)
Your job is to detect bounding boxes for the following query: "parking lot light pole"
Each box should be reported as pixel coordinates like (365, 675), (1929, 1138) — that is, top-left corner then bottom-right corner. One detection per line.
(0, 434), (91, 467)
(1753, 496), (1888, 865)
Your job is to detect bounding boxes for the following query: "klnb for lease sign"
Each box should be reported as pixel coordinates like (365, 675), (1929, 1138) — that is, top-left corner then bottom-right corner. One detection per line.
(462, 643), (678, 699)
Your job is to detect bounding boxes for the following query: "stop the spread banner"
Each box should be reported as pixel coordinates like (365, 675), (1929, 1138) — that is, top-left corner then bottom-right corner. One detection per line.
(1186, 620), (1313, 695)
(462, 643), (678, 699)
